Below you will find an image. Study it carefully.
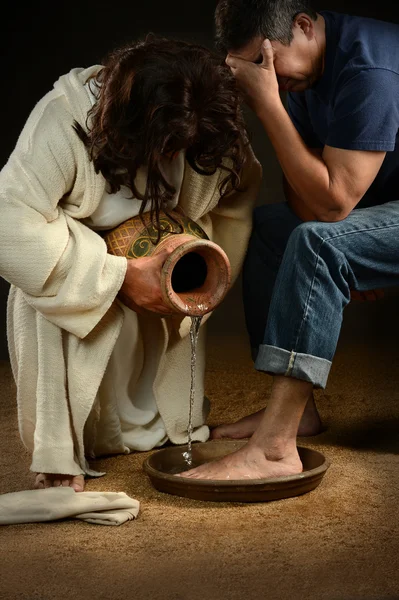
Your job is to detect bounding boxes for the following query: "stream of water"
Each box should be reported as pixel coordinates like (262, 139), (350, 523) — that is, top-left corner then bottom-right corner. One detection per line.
(182, 315), (203, 467)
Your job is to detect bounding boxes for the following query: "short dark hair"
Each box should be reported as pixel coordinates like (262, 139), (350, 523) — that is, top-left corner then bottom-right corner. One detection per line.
(215, 0), (317, 51)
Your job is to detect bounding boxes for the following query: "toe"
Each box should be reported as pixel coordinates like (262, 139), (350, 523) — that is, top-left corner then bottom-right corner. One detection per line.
(43, 477), (52, 489)
(209, 428), (223, 440)
(181, 466), (208, 479)
(34, 474), (45, 489)
(53, 479), (62, 487)
(176, 469), (194, 478)
(71, 475), (85, 492)
(180, 471), (195, 478)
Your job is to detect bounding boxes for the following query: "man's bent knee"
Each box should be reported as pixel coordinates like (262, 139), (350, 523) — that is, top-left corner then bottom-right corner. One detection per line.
(288, 220), (339, 247)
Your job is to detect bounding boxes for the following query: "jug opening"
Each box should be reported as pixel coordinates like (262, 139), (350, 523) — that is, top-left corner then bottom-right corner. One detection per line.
(171, 252), (208, 293)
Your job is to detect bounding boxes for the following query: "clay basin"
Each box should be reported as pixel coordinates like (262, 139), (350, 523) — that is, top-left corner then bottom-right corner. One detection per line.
(143, 440), (330, 503)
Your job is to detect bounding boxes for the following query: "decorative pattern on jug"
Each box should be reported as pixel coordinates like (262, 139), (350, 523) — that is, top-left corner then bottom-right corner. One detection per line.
(105, 211), (209, 258)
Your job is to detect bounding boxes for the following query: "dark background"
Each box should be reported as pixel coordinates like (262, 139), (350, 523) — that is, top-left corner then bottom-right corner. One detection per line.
(1, 0), (399, 359)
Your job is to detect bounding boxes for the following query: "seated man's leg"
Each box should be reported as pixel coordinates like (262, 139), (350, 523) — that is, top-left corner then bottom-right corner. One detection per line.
(242, 202), (302, 356)
(212, 201), (322, 440)
(185, 200), (399, 479)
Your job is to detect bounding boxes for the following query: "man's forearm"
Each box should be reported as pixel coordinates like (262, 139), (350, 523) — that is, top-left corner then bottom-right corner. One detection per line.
(258, 100), (345, 221)
(226, 43), (386, 222)
(282, 177), (319, 222)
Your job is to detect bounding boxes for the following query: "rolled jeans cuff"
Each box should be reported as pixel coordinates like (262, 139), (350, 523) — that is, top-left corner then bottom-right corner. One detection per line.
(254, 344), (332, 389)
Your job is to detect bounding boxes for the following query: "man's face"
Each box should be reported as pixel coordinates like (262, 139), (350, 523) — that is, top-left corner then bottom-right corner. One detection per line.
(229, 18), (323, 93)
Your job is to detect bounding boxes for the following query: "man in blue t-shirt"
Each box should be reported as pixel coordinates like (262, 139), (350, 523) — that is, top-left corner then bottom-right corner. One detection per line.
(181, 1), (399, 481)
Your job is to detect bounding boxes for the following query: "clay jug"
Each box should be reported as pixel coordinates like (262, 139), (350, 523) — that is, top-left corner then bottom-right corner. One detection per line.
(104, 208), (231, 316)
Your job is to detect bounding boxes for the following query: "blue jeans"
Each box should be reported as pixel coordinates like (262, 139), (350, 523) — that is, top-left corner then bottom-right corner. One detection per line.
(243, 200), (399, 388)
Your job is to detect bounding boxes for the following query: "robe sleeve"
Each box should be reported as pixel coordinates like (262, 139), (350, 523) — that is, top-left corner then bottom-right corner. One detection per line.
(0, 94), (127, 339)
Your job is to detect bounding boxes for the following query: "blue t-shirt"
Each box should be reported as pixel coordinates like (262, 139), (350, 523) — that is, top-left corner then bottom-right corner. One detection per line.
(287, 11), (399, 205)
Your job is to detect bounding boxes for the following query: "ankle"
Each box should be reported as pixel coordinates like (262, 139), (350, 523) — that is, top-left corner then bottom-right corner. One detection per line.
(248, 437), (297, 462)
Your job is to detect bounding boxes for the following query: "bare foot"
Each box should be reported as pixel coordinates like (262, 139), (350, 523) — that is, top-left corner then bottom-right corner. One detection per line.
(34, 474), (85, 492)
(210, 394), (323, 440)
(178, 443), (302, 481)
(210, 409), (264, 440)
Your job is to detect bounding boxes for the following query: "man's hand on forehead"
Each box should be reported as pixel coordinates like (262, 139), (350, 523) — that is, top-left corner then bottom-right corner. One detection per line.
(226, 39), (274, 69)
(227, 38), (272, 65)
(225, 40), (280, 115)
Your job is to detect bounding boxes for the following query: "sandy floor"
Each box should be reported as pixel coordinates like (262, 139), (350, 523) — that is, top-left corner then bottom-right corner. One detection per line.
(1, 296), (399, 599)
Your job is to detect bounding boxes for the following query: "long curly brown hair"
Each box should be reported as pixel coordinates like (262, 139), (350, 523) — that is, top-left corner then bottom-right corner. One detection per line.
(74, 34), (249, 235)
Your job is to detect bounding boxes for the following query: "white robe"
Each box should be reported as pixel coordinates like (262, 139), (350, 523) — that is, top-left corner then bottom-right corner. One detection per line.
(1, 65), (262, 476)
(85, 152), (188, 452)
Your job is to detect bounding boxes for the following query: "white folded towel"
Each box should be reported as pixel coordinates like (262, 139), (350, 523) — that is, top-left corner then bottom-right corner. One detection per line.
(0, 487), (140, 526)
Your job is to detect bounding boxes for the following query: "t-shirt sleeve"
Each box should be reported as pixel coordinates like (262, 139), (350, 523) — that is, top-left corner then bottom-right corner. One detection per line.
(326, 68), (399, 151)
(287, 92), (323, 148)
